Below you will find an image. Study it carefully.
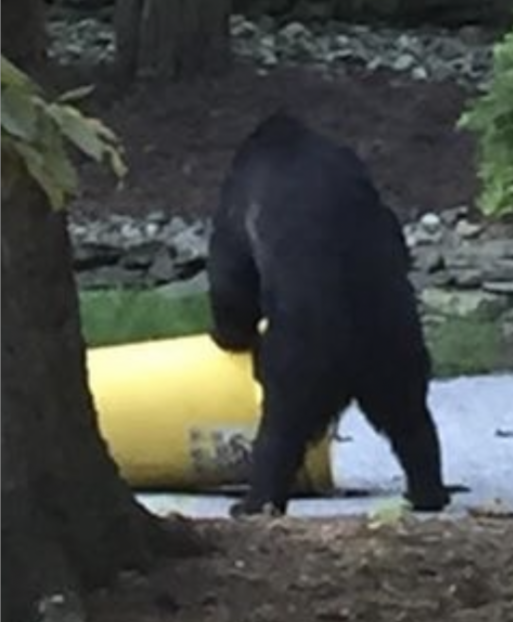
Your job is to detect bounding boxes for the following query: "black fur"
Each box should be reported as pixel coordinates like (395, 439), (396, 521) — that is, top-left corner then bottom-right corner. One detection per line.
(207, 113), (450, 515)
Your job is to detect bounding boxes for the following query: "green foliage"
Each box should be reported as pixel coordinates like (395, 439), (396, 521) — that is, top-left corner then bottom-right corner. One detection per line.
(1, 55), (126, 210)
(458, 31), (513, 217)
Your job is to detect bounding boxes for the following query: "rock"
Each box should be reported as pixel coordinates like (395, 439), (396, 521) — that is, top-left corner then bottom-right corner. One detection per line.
(279, 21), (311, 43)
(121, 241), (166, 270)
(277, 21), (317, 59)
(411, 66), (428, 80)
(414, 227), (444, 246)
(73, 242), (122, 270)
(421, 288), (508, 319)
(448, 268), (483, 289)
(483, 259), (513, 283)
(419, 212), (442, 235)
(172, 225), (209, 265)
(158, 216), (190, 240)
(455, 219), (484, 239)
(482, 281), (513, 296)
(412, 246), (445, 274)
(147, 248), (177, 284)
(38, 591), (86, 622)
(393, 53), (416, 71)
(230, 15), (259, 39)
(440, 205), (469, 227)
(258, 34), (278, 67)
(120, 221), (144, 245)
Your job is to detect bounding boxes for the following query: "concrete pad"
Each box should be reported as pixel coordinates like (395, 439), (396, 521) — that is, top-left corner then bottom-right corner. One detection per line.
(137, 374), (513, 519)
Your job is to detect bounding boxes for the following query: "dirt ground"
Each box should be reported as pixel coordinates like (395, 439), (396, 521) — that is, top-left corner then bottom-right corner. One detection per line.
(89, 515), (512, 622)
(69, 60), (479, 224)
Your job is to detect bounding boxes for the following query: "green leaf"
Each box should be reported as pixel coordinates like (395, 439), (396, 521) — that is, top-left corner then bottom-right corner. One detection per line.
(15, 141), (67, 209)
(1, 86), (38, 141)
(457, 29), (513, 217)
(47, 103), (105, 162)
(105, 144), (128, 179)
(56, 84), (95, 103)
(1, 56), (33, 90)
(86, 117), (120, 144)
(1, 55), (128, 210)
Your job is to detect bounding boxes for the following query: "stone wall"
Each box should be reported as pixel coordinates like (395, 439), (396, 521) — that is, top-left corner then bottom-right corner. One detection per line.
(69, 210), (513, 362)
(233, 0), (512, 27)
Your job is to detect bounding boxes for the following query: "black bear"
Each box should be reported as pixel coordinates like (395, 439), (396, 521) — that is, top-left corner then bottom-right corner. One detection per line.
(207, 112), (450, 516)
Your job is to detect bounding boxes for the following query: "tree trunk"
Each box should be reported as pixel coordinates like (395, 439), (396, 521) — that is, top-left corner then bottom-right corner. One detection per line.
(1, 172), (204, 622)
(1, 0), (47, 68)
(114, 0), (232, 82)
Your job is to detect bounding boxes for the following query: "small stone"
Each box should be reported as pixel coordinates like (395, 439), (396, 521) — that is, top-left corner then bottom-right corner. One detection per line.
(335, 34), (350, 47)
(73, 243), (122, 271)
(482, 281), (513, 295)
(121, 241), (164, 270)
(455, 219), (483, 239)
(148, 248), (177, 284)
(483, 259), (513, 283)
(419, 212), (442, 235)
(230, 16), (258, 39)
(145, 222), (159, 237)
(440, 205), (468, 227)
(120, 222), (142, 243)
(449, 268), (483, 289)
(393, 53), (416, 71)
(172, 227), (208, 264)
(415, 227), (443, 245)
(279, 22), (311, 42)
(411, 66), (428, 80)
(412, 247), (444, 274)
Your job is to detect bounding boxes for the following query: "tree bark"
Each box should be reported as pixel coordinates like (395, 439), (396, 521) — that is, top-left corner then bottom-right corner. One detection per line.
(114, 0), (232, 82)
(1, 0), (47, 68)
(1, 172), (204, 622)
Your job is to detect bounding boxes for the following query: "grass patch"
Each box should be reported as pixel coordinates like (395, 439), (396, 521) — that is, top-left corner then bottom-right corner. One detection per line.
(426, 314), (505, 378)
(80, 288), (508, 377)
(80, 289), (210, 348)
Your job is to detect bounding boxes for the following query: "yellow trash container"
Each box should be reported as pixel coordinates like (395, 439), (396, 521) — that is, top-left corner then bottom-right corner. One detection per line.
(87, 334), (333, 495)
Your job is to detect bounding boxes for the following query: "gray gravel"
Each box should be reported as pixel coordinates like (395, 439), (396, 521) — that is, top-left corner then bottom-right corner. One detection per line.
(47, 13), (493, 89)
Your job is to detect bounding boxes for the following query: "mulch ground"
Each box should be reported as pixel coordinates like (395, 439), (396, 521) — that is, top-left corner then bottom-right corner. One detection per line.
(88, 515), (513, 622)
(62, 59), (479, 224)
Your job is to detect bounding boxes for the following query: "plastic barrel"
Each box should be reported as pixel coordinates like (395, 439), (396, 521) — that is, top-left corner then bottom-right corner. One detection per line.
(87, 334), (333, 494)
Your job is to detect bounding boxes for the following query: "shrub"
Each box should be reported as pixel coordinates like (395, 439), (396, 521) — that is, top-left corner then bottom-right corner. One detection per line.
(458, 31), (513, 217)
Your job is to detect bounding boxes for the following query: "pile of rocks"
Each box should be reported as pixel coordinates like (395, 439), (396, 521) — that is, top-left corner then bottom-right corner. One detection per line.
(69, 208), (511, 297)
(231, 16), (493, 89)
(405, 209), (513, 341)
(407, 208), (513, 295)
(48, 15), (115, 66)
(47, 13), (493, 89)
(69, 208), (513, 352)
(70, 213), (210, 289)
